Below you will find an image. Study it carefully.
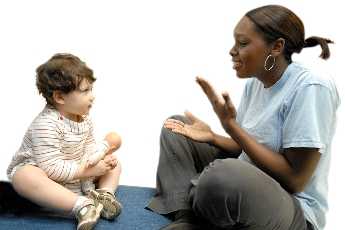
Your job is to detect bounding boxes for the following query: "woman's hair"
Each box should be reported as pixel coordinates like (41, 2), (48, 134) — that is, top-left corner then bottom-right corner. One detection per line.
(36, 53), (96, 105)
(245, 5), (333, 63)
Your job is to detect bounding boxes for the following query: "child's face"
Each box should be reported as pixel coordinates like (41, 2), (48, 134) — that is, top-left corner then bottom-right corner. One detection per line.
(60, 78), (94, 120)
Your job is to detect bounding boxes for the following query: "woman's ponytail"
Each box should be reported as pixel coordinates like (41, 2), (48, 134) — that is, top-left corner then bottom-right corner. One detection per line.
(304, 36), (334, 59)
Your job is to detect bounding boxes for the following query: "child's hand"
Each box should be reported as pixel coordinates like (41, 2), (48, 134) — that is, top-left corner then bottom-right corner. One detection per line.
(104, 154), (118, 169)
(88, 160), (112, 177)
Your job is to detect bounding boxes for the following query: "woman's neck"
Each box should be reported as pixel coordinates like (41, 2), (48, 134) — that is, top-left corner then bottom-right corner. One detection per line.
(259, 57), (289, 88)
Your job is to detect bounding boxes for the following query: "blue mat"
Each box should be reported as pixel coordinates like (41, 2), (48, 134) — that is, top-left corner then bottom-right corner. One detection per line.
(0, 184), (170, 230)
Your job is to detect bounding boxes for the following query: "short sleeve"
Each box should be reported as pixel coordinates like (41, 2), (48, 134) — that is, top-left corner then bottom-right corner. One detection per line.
(282, 84), (337, 154)
(236, 81), (250, 125)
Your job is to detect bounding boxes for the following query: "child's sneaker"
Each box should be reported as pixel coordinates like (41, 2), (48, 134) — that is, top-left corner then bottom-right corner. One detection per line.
(76, 200), (103, 230)
(89, 189), (122, 220)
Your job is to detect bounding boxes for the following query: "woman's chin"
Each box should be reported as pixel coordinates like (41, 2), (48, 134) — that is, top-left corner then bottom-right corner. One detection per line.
(235, 71), (250, 79)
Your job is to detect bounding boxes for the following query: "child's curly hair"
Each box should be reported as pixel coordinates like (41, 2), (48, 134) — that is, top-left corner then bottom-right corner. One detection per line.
(36, 53), (96, 106)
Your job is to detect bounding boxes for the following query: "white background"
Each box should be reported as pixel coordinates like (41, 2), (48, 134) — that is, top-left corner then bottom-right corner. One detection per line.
(0, 1), (343, 229)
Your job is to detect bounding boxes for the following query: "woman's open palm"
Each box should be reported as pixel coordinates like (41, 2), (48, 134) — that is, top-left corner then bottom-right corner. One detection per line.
(164, 111), (214, 143)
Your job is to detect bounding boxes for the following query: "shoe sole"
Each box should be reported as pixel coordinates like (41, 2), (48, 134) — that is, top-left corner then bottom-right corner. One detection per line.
(77, 203), (103, 230)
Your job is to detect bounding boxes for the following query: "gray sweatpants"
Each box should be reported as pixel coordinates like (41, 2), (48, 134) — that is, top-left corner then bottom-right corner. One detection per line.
(147, 115), (313, 230)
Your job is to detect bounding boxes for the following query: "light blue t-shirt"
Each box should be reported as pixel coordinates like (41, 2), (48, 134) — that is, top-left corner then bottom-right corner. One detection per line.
(236, 62), (340, 230)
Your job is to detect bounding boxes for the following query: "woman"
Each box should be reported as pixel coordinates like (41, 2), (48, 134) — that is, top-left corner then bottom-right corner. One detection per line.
(147, 5), (340, 230)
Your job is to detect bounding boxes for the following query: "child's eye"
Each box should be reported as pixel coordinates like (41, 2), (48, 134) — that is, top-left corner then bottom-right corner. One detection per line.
(82, 88), (92, 92)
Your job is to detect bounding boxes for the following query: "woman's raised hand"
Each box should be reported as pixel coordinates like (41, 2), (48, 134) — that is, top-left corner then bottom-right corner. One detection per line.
(164, 111), (214, 143)
(196, 76), (237, 129)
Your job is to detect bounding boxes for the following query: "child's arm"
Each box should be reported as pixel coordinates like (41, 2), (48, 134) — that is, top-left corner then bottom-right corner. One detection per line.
(73, 159), (113, 180)
(86, 132), (122, 167)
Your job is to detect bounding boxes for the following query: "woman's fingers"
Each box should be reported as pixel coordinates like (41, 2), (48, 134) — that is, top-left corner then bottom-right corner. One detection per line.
(171, 126), (188, 136)
(184, 110), (198, 122)
(196, 76), (219, 102)
(163, 118), (189, 136)
(164, 119), (185, 129)
(222, 92), (236, 111)
(196, 76), (224, 109)
(165, 118), (185, 126)
(222, 92), (233, 107)
(196, 77), (213, 96)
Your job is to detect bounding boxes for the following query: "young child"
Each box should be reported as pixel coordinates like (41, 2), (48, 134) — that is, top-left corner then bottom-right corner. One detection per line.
(7, 53), (122, 230)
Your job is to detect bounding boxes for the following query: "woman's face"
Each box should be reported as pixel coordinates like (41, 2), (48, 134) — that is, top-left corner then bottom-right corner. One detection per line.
(230, 16), (270, 78)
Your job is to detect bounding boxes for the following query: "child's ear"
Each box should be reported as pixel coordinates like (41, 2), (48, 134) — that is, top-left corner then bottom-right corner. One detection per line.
(52, 91), (65, 105)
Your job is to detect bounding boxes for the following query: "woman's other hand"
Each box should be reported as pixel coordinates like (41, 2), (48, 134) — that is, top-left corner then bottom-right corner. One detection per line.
(164, 111), (215, 143)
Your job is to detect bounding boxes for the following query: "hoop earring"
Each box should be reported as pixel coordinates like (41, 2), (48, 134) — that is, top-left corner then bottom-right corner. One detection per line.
(264, 54), (276, 71)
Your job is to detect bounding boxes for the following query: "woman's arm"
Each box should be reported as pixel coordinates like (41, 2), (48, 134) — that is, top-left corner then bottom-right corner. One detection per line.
(225, 119), (320, 193)
(210, 132), (242, 157)
(196, 77), (322, 193)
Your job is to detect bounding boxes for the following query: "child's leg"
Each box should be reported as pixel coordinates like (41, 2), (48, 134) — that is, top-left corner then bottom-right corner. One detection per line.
(81, 146), (119, 195)
(12, 165), (77, 212)
(13, 165), (104, 229)
(97, 161), (122, 193)
(89, 162), (122, 219)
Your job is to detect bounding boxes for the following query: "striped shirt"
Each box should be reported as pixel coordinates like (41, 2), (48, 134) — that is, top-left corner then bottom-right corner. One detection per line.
(7, 105), (96, 194)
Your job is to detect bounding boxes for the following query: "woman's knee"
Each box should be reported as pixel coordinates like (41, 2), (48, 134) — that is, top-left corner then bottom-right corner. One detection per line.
(160, 115), (188, 140)
(193, 159), (279, 208)
(196, 160), (232, 190)
(193, 159), (289, 228)
(193, 159), (251, 205)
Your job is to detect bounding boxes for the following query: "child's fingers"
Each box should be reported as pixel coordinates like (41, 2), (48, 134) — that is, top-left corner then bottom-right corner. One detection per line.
(104, 157), (112, 164)
(113, 159), (118, 168)
(104, 156), (117, 168)
(105, 164), (112, 171)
